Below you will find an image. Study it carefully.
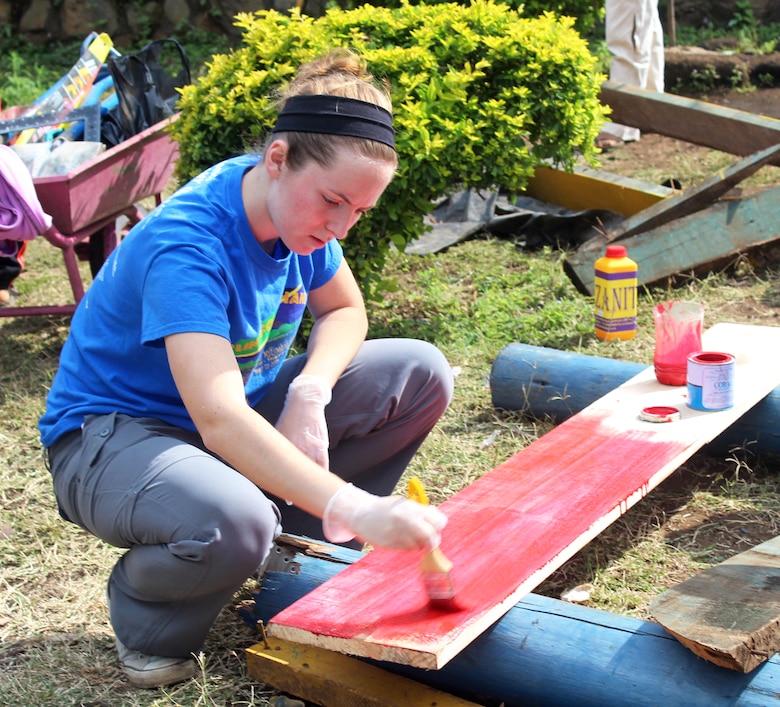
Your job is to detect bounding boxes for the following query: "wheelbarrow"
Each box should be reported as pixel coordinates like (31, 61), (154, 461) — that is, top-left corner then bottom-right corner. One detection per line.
(0, 113), (179, 318)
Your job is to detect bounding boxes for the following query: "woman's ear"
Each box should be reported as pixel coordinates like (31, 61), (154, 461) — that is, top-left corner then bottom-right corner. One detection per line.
(264, 139), (288, 179)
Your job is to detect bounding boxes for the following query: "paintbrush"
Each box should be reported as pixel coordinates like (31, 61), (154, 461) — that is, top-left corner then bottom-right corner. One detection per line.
(407, 476), (456, 602)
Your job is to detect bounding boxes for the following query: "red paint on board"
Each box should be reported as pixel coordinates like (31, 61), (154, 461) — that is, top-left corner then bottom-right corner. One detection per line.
(270, 407), (692, 659)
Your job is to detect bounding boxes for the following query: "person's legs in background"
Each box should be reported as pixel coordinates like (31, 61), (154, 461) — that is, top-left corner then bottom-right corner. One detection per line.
(0, 239), (25, 305)
(599, 0), (665, 147)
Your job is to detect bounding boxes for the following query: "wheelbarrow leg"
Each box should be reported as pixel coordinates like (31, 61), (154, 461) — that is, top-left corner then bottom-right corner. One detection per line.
(62, 240), (86, 303)
(87, 204), (146, 276)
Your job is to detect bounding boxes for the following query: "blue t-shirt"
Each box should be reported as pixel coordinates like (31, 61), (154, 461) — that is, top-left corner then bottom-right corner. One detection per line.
(39, 154), (342, 447)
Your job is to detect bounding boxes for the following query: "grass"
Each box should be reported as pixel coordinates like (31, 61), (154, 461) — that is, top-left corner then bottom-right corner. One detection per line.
(3, 25), (780, 707)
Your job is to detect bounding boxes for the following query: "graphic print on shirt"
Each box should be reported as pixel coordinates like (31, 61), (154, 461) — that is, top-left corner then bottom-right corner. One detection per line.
(234, 314), (274, 382)
(260, 284), (308, 374)
(232, 280), (309, 387)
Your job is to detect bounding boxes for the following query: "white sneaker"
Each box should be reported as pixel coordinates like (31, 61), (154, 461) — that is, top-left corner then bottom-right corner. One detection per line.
(115, 637), (198, 688)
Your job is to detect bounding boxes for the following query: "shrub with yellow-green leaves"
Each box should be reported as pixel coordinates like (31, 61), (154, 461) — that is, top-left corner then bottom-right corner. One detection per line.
(172, 1), (607, 297)
(340, 0), (604, 37)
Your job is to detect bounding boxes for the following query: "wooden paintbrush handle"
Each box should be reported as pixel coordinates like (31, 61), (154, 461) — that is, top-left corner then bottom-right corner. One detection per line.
(420, 546), (453, 574)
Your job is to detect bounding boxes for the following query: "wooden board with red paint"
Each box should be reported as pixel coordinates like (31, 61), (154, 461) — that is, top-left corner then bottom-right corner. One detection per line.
(267, 323), (780, 670)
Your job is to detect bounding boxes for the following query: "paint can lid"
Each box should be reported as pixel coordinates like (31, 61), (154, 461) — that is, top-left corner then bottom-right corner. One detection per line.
(639, 406), (681, 423)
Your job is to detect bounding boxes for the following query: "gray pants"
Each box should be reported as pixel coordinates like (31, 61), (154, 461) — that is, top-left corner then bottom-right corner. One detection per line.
(47, 339), (453, 657)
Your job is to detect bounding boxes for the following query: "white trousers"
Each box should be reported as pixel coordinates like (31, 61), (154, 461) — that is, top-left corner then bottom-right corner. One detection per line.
(603, 0), (665, 141)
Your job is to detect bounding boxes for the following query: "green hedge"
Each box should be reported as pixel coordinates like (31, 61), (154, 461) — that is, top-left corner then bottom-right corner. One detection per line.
(172, 1), (606, 296)
(336, 0), (604, 36)
(518, 0), (603, 35)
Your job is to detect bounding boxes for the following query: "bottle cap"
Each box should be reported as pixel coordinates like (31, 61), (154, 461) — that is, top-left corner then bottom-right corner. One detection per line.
(605, 245), (627, 258)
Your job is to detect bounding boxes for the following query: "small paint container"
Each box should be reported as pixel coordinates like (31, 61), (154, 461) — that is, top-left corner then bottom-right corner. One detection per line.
(686, 352), (735, 411)
(639, 406), (681, 423)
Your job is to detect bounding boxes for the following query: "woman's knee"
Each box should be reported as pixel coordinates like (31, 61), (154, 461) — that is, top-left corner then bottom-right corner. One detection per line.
(330, 339), (452, 437)
(130, 460), (282, 583)
(398, 339), (454, 419)
(420, 340), (454, 399)
(206, 493), (281, 578)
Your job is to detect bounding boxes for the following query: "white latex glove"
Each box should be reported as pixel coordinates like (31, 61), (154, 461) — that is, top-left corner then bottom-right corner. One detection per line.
(275, 374), (332, 468)
(323, 483), (448, 551)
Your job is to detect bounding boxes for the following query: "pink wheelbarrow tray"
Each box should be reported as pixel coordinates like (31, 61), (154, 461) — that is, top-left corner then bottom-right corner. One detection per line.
(0, 113), (180, 318)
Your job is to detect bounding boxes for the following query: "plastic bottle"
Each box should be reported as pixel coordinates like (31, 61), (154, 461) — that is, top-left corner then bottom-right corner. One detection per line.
(594, 245), (637, 341)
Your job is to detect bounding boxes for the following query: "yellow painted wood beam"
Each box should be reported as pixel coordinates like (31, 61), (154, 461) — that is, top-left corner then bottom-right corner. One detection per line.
(247, 636), (481, 707)
(524, 164), (673, 217)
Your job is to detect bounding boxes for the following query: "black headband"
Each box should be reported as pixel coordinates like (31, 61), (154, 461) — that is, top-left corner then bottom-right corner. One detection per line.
(271, 94), (395, 150)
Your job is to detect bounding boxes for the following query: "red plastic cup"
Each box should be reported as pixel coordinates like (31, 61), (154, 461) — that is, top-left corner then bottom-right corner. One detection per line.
(653, 301), (704, 386)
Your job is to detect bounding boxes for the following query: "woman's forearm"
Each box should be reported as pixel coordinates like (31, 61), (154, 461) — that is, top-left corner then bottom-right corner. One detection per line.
(300, 305), (368, 386)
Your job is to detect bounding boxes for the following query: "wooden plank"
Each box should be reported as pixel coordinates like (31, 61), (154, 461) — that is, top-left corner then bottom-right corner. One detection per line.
(524, 164), (673, 217)
(268, 323), (780, 670)
(605, 143), (780, 241)
(599, 81), (780, 165)
(488, 343), (780, 458)
(563, 182), (780, 296)
(649, 535), (780, 673)
(246, 636), (482, 707)
(249, 536), (780, 707)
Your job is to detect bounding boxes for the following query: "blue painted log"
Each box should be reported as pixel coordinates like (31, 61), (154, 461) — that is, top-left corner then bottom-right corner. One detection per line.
(247, 537), (780, 707)
(490, 343), (780, 457)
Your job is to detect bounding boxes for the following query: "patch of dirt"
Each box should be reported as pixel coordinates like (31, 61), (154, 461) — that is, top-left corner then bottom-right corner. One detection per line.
(664, 508), (779, 557)
(705, 85), (780, 118)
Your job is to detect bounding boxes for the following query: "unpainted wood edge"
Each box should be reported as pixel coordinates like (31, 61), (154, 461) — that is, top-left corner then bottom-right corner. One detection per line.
(650, 537), (780, 674)
(265, 623), (440, 670)
(659, 626), (761, 673)
(600, 81), (780, 129)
